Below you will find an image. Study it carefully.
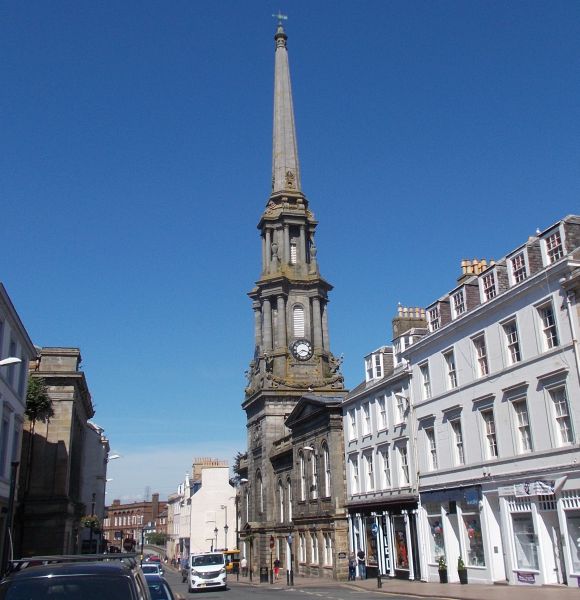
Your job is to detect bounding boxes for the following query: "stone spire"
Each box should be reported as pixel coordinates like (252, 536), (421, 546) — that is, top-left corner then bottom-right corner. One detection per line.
(271, 22), (302, 195)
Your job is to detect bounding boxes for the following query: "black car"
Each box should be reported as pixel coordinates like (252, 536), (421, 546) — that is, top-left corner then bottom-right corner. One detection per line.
(144, 574), (178, 600)
(0, 557), (152, 600)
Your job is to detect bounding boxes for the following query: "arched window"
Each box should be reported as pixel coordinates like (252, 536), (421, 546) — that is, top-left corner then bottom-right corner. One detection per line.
(299, 452), (306, 501)
(278, 480), (284, 522)
(293, 305), (305, 338)
(287, 477), (293, 521)
(311, 450), (318, 500)
(322, 442), (331, 497)
(257, 471), (264, 514)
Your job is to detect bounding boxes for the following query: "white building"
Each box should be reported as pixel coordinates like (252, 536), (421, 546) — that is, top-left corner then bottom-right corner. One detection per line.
(171, 458), (237, 559)
(403, 215), (580, 586)
(0, 283), (36, 569)
(343, 308), (428, 580)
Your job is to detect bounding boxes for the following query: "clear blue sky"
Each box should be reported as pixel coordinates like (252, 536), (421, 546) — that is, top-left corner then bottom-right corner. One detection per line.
(2, 1), (579, 502)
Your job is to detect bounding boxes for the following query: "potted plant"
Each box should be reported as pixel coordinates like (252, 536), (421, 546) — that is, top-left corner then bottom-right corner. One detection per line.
(457, 556), (468, 584)
(81, 515), (100, 530)
(438, 556), (448, 583)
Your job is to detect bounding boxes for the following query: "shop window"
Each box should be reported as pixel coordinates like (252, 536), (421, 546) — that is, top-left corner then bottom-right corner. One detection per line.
(393, 516), (409, 570)
(425, 504), (445, 563)
(462, 510), (485, 566)
(512, 515), (539, 570)
(566, 514), (580, 572)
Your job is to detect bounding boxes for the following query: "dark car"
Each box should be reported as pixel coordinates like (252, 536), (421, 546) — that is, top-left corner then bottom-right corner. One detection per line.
(144, 574), (179, 600)
(0, 557), (151, 600)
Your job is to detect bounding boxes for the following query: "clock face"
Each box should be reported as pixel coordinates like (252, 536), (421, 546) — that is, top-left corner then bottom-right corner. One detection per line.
(291, 339), (313, 361)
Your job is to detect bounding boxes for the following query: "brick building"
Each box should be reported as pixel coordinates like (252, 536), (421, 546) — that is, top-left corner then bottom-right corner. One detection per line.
(103, 493), (167, 553)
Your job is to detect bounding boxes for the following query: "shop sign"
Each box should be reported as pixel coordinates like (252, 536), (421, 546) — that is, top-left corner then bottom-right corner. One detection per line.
(516, 572), (535, 584)
(515, 481), (555, 497)
(338, 552), (347, 560)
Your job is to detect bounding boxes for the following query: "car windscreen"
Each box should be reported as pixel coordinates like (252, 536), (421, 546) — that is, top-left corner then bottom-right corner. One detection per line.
(142, 565), (160, 573)
(0, 575), (133, 600)
(191, 555), (224, 567)
(147, 580), (173, 600)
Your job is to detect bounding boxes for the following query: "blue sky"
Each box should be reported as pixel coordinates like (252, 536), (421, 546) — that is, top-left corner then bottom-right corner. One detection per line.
(2, 1), (579, 502)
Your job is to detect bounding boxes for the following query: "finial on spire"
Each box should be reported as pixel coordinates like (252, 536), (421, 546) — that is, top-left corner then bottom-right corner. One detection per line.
(272, 11), (288, 26)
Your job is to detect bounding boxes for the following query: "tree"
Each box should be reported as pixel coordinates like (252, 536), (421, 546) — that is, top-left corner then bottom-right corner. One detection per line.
(145, 532), (168, 546)
(230, 451), (246, 485)
(23, 377), (54, 494)
(25, 377), (54, 436)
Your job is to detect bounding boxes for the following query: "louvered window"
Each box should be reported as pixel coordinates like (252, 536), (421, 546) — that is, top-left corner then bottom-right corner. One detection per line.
(293, 305), (305, 337)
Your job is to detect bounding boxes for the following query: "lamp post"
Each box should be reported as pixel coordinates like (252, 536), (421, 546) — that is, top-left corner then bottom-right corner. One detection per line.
(214, 527), (218, 551)
(220, 504), (229, 549)
(224, 524), (229, 550)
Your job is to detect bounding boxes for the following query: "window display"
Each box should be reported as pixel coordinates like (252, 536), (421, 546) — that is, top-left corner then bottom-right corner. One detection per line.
(567, 514), (580, 572)
(462, 513), (485, 566)
(393, 517), (409, 570)
(427, 516), (445, 563)
(512, 515), (538, 570)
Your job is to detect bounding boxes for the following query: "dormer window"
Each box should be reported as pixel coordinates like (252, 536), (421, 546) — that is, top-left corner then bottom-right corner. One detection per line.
(451, 290), (466, 318)
(481, 271), (497, 302)
(510, 252), (527, 284)
(365, 352), (383, 381)
(428, 306), (440, 332)
(545, 230), (564, 264)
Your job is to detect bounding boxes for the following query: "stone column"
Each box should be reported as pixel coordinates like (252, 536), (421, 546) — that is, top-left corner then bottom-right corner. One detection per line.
(284, 224), (290, 266)
(263, 299), (273, 351)
(265, 229), (272, 273)
(299, 225), (306, 264)
(277, 296), (287, 350)
(254, 308), (262, 350)
(312, 297), (322, 349)
(321, 302), (330, 350)
(261, 236), (267, 274)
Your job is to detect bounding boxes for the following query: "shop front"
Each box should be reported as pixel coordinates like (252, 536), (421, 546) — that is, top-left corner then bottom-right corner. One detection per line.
(348, 500), (421, 581)
(419, 486), (490, 584)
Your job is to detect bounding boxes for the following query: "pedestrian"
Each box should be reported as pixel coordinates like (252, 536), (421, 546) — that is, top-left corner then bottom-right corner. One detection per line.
(273, 557), (281, 581)
(241, 556), (248, 577)
(357, 549), (366, 580)
(348, 553), (357, 581)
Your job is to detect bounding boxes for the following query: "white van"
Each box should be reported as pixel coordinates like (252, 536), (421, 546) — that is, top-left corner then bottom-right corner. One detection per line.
(188, 552), (227, 592)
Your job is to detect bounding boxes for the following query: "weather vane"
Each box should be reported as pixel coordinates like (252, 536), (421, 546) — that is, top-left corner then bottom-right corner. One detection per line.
(272, 11), (288, 25)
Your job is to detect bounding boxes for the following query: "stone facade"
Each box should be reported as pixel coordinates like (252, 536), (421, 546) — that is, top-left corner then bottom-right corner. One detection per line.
(15, 347), (103, 557)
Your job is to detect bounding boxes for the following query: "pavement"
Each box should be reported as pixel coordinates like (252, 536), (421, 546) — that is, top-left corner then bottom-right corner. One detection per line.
(230, 571), (580, 600)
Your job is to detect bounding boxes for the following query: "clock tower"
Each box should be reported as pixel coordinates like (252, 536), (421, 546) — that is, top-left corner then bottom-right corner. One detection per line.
(240, 20), (348, 579)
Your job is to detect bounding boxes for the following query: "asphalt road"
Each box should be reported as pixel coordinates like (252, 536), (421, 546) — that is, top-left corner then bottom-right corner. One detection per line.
(162, 568), (418, 600)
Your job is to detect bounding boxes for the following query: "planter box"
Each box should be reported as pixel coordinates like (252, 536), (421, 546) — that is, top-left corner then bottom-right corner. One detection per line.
(458, 569), (468, 584)
(438, 570), (448, 583)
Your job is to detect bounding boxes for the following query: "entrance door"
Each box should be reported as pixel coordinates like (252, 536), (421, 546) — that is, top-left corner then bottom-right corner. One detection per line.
(544, 512), (567, 585)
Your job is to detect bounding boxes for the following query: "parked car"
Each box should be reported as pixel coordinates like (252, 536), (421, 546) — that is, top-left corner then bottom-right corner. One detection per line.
(0, 555), (151, 600)
(144, 574), (181, 600)
(142, 563), (164, 576)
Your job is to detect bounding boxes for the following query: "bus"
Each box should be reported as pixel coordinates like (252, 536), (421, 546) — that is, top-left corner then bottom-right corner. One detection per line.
(222, 549), (240, 574)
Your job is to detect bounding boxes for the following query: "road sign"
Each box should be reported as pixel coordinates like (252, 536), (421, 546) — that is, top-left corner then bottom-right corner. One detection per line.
(371, 523), (378, 536)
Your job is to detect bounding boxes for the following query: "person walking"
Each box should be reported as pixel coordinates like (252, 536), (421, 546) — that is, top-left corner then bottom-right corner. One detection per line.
(273, 557), (281, 581)
(348, 553), (357, 581)
(357, 549), (366, 580)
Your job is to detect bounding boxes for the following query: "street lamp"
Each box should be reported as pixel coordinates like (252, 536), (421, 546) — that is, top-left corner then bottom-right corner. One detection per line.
(224, 524), (229, 550)
(220, 504), (230, 549)
(0, 357), (21, 367)
(214, 527), (218, 551)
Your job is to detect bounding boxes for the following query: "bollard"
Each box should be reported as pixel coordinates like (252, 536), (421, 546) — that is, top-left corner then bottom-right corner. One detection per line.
(377, 574), (382, 588)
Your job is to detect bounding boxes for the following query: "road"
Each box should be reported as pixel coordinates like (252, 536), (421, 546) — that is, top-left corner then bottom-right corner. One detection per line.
(162, 568), (416, 600)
